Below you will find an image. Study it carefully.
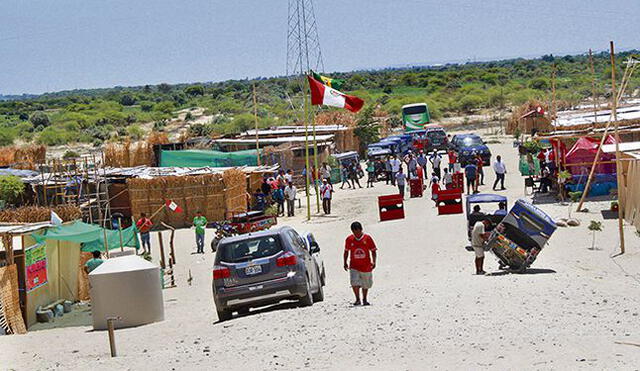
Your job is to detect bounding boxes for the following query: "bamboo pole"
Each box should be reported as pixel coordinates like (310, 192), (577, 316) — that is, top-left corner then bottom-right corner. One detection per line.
(611, 42), (625, 254)
(157, 231), (166, 269)
(312, 110), (320, 213)
(103, 227), (110, 258)
(589, 49), (598, 124)
(117, 217), (124, 252)
(303, 75), (311, 221)
(253, 83), (261, 166)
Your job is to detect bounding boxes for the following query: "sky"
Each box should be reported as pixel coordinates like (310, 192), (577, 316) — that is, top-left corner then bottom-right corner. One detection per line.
(0, 0), (639, 95)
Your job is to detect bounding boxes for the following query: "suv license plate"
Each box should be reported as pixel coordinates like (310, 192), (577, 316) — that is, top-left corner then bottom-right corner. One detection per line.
(245, 265), (262, 275)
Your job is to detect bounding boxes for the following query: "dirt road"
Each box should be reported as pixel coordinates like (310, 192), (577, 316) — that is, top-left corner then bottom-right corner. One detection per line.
(3, 139), (640, 370)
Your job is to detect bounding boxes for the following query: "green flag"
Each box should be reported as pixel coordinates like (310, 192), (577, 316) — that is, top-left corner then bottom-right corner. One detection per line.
(311, 70), (345, 91)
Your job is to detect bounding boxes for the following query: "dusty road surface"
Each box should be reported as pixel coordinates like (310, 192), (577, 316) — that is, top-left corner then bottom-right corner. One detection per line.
(2, 139), (640, 370)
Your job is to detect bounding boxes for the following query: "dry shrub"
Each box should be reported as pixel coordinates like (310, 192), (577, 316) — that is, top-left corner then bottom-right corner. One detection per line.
(0, 145), (46, 170)
(104, 134), (170, 167)
(0, 205), (81, 223)
(315, 111), (357, 127)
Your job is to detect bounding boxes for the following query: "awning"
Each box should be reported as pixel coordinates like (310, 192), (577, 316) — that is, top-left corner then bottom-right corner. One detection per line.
(32, 221), (139, 252)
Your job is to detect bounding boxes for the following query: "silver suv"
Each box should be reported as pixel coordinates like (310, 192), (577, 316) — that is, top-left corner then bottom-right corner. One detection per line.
(212, 226), (325, 321)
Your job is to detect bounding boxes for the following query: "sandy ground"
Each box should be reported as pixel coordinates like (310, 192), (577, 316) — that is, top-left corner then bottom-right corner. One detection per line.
(2, 139), (640, 370)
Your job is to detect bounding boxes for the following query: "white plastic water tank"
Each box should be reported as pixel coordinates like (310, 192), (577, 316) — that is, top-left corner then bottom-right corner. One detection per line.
(89, 255), (164, 330)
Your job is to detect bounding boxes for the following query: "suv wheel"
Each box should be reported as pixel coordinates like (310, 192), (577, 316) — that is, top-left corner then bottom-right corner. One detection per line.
(217, 308), (233, 322)
(312, 279), (324, 302)
(298, 277), (314, 307)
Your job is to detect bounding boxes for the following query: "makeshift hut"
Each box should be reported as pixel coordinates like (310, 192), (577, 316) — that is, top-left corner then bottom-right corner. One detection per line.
(507, 101), (551, 135)
(565, 135), (617, 175)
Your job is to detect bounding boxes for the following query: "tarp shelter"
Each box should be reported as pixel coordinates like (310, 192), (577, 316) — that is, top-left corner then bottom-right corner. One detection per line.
(32, 221), (140, 252)
(89, 255), (164, 330)
(159, 149), (261, 168)
(565, 135), (617, 175)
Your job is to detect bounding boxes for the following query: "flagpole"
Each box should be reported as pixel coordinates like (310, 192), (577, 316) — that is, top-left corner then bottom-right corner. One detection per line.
(312, 107), (320, 213)
(303, 75), (311, 221)
(253, 83), (261, 166)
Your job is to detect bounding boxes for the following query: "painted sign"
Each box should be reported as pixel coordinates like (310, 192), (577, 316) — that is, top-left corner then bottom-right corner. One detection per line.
(25, 243), (47, 292)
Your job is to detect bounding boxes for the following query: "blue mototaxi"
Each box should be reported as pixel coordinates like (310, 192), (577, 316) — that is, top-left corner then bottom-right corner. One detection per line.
(487, 198), (557, 272)
(466, 193), (509, 241)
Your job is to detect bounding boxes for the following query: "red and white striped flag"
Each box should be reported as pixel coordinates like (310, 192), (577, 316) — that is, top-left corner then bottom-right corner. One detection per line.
(165, 199), (183, 213)
(307, 75), (364, 113)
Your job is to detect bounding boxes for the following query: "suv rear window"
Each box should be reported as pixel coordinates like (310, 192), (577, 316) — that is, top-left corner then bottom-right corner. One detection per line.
(219, 235), (283, 263)
(426, 130), (446, 139)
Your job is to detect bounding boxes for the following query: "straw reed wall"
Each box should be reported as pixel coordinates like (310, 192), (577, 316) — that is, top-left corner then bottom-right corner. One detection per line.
(507, 101), (551, 135)
(104, 133), (169, 167)
(0, 145), (46, 170)
(0, 205), (81, 223)
(127, 169), (250, 227)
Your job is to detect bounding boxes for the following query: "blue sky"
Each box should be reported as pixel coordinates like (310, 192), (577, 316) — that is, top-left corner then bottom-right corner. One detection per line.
(0, 0), (638, 94)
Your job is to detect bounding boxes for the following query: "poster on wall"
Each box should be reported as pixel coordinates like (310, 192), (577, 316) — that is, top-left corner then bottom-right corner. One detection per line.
(25, 243), (48, 292)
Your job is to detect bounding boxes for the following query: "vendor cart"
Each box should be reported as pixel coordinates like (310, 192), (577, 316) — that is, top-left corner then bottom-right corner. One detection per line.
(228, 211), (277, 234)
(487, 199), (557, 272)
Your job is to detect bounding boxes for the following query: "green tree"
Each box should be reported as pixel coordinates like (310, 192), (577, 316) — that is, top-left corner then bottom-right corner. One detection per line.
(154, 101), (176, 114)
(0, 175), (25, 204)
(354, 105), (380, 155)
(30, 111), (50, 128)
(185, 85), (205, 96)
(158, 83), (172, 94)
(119, 94), (136, 106)
(127, 124), (145, 140)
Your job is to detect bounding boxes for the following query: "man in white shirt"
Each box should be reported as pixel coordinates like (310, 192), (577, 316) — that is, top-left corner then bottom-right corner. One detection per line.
(471, 219), (492, 275)
(390, 156), (401, 186)
(284, 180), (297, 217)
(492, 155), (507, 191)
(320, 178), (333, 214)
(284, 169), (293, 184)
(321, 162), (331, 181)
(430, 151), (442, 178)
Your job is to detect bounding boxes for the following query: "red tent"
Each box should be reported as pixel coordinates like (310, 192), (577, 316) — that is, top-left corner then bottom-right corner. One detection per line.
(565, 135), (617, 175)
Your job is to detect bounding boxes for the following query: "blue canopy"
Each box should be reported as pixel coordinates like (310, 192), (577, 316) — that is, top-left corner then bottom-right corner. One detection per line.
(466, 194), (507, 204)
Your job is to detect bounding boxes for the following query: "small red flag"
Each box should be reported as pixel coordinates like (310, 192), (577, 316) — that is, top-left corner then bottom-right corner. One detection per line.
(165, 199), (183, 213)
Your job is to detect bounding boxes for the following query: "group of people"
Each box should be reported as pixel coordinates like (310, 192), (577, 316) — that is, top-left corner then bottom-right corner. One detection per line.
(463, 154), (508, 195)
(257, 169), (298, 217)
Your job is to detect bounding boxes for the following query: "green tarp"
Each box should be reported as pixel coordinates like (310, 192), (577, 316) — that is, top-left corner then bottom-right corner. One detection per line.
(160, 149), (261, 167)
(519, 155), (541, 176)
(32, 221), (140, 252)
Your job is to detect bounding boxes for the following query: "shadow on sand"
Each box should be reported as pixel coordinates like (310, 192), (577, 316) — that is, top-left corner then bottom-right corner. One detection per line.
(214, 301), (300, 324)
(487, 268), (557, 276)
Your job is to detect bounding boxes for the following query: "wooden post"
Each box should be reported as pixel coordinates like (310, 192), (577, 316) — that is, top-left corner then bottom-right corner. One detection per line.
(589, 49), (598, 124)
(303, 74), (311, 221)
(117, 217), (124, 252)
(157, 231), (166, 269)
(102, 227), (110, 258)
(107, 317), (118, 357)
(253, 83), (261, 166)
(610, 41), (625, 254)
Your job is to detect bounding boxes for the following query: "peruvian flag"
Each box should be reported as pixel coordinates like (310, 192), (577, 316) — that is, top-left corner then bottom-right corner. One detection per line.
(307, 75), (364, 113)
(165, 199), (183, 213)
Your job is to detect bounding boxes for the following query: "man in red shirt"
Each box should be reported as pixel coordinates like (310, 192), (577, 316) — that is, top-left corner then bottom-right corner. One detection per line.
(343, 221), (377, 306)
(136, 213), (153, 254)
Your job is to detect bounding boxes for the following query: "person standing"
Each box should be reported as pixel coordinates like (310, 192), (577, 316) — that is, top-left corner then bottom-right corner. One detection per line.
(340, 165), (351, 189)
(192, 211), (208, 254)
(349, 161), (363, 189)
(261, 176), (272, 205)
(136, 213), (153, 254)
(284, 180), (297, 217)
(407, 154), (418, 177)
(366, 158), (376, 188)
(492, 155), (507, 191)
(384, 157), (392, 185)
(464, 161), (478, 195)
(475, 154), (485, 186)
(395, 167), (407, 198)
(272, 186), (285, 216)
(442, 168), (453, 189)
(284, 169), (294, 184)
(417, 151), (428, 179)
(343, 221), (377, 306)
(321, 162), (331, 181)
(320, 178), (333, 214)
(84, 250), (104, 274)
(430, 151), (442, 178)
(471, 219), (492, 275)
(447, 149), (457, 173)
(429, 172), (440, 203)
(390, 156), (401, 186)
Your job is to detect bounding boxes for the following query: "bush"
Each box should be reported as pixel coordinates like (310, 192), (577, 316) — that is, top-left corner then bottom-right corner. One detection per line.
(154, 101), (176, 114)
(30, 111), (50, 128)
(127, 124), (145, 140)
(0, 175), (25, 204)
(457, 94), (484, 113)
(62, 150), (80, 159)
(140, 101), (154, 112)
(0, 130), (15, 146)
(119, 94), (137, 106)
(37, 127), (72, 146)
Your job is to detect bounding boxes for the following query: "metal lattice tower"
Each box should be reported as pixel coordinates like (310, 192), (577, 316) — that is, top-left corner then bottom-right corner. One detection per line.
(286, 0), (325, 78)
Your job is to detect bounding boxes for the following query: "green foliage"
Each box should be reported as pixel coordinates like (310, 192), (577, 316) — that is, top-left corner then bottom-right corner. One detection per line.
(0, 129), (15, 146)
(184, 85), (205, 96)
(588, 220), (603, 232)
(568, 191), (583, 202)
(127, 124), (145, 140)
(119, 94), (136, 106)
(37, 126), (74, 145)
(354, 105), (380, 154)
(523, 140), (543, 153)
(62, 150), (80, 159)
(0, 175), (25, 204)
(154, 101), (175, 115)
(30, 111), (50, 128)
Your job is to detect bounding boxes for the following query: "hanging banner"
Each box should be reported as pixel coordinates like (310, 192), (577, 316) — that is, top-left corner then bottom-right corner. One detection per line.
(25, 243), (48, 292)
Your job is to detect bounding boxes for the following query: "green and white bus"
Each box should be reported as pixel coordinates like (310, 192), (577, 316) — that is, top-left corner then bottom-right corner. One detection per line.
(402, 103), (431, 131)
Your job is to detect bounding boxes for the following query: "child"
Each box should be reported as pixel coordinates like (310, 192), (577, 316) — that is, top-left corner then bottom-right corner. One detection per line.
(429, 172), (440, 203)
